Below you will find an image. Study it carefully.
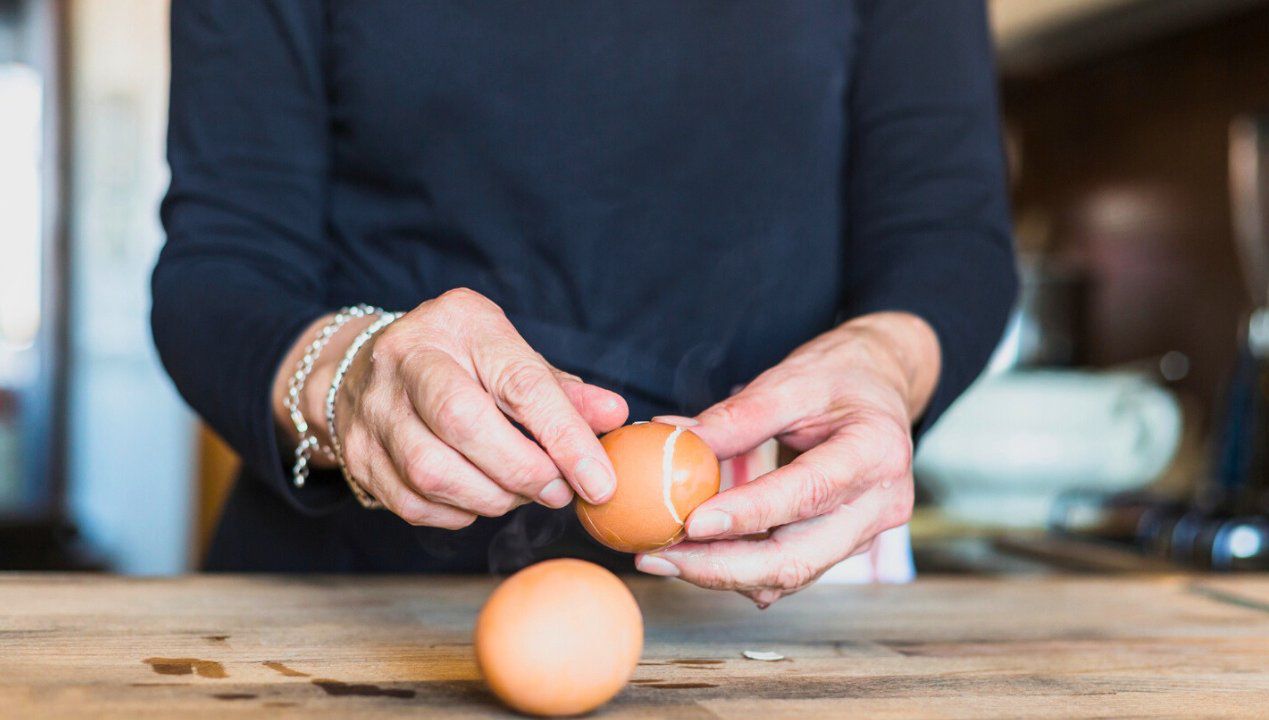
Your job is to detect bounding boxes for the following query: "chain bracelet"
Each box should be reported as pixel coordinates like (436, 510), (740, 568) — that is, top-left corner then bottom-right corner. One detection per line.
(286, 304), (384, 489)
(326, 310), (404, 509)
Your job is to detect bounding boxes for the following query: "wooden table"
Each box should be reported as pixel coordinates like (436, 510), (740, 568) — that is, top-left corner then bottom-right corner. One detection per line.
(2, 574), (1267, 718)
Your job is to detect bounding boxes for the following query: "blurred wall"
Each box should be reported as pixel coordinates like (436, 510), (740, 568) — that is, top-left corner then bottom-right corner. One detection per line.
(66, 0), (193, 573)
(1002, 3), (1269, 423)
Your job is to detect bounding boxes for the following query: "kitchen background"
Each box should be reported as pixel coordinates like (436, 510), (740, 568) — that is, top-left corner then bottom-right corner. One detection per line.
(2, 0), (1268, 574)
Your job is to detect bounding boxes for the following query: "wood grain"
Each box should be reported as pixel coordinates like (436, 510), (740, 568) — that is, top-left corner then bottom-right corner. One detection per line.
(0, 574), (1266, 718)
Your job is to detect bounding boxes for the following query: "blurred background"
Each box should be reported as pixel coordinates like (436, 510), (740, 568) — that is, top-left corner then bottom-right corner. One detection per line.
(2, 0), (1268, 574)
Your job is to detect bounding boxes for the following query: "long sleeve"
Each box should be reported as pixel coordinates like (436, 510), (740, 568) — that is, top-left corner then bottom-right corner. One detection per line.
(842, 0), (1018, 439)
(152, 0), (345, 512)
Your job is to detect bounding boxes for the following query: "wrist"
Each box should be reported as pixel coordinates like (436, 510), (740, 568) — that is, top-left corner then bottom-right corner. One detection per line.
(300, 314), (378, 462)
(271, 311), (380, 470)
(838, 312), (941, 421)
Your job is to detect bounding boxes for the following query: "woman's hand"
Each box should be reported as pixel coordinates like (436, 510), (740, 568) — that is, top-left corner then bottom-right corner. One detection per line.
(635, 312), (940, 606)
(276, 289), (627, 528)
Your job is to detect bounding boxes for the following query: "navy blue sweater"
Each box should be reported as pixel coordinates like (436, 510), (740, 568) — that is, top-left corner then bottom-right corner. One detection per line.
(153, 0), (1016, 572)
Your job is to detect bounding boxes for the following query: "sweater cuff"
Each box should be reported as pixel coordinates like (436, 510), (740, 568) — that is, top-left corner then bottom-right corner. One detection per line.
(842, 232), (1018, 443)
(250, 308), (354, 516)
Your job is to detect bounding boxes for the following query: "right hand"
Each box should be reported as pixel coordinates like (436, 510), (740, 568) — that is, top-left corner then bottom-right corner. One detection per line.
(287, 288), (628, 528)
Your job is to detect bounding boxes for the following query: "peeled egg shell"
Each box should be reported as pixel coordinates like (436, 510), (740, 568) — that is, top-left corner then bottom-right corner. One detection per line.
(576, 421), (721, 553)
(474, 559), (643, 717)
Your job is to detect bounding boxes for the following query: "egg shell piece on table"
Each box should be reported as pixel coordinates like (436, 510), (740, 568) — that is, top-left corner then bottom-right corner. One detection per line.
(474, 558), (643, 717)
(576, 421), (721, 553)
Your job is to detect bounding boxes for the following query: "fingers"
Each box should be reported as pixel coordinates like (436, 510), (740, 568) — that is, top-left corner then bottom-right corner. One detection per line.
(554, 371), (628, 434)
(355, 288), (622, 512)
(401, 350), (571, 508)
(473, 337), (617, 504)
(737, 537), (878, 607)
(683, 433), (870, 540)
(675, 376), (806, 460)
(378, 418), (533, 516)
(352, 440), (477, 530)
(636, 496), (884, 596)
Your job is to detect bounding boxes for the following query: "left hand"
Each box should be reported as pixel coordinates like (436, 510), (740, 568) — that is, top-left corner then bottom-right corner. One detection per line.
(634, 312), (940, 607)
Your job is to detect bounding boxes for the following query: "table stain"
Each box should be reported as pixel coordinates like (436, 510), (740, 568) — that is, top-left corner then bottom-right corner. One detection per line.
(203, 635), (229, 643)
(263, 661), (310, 677)
(311, 678), (416, 699)
(143, 658), (227, 679)
(213, 693), (257, 701)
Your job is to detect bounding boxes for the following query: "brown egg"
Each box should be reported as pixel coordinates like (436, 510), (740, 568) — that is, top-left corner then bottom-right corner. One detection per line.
(577, 421), (721, 553)
(474, 559), (643, 716)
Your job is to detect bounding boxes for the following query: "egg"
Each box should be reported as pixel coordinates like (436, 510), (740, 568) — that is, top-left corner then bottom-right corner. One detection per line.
(576, 421), (721, 553)
(474, 559), (643, 716)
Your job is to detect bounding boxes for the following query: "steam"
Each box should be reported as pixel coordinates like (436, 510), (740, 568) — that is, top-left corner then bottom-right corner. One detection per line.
(486, 504), (569, 576)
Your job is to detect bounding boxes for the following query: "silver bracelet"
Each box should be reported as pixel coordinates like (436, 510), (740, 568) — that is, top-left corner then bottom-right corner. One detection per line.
(287, 304), (384, 489)
(326, 310), (404, 509)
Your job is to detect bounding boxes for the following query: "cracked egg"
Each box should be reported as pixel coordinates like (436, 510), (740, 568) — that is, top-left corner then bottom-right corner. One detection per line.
(576, 421), (720, 553)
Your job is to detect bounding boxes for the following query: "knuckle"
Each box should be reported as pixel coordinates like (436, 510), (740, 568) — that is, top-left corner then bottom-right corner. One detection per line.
(497, 361), (552, 411)
(430, 389), (482, 443)
(751, 589), (784, 607)
(881, 482), (915, 529)
(401, 444), (444, 491)
(369, 325), (407, 364)
(487, 493), (521, 517)
(438, 287), (480, 305)
(396, 497), (434, 527)
(340, 424), (371, 463)
(695, 557), (734, 589)
(772, 556), (817, 591)
(796, 459), (840, 519)
(860, 411), (913, 477)
(494, 456), (555, 495)
(440, 513), (478, 531)
(702, 401), (740, 429)
(437, 287), (497, 315)
(881, 427), (913, 477)
(535, 418), (585, 456)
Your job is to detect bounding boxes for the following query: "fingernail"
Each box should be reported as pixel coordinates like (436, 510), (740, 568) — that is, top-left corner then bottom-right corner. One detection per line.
(537, 478), (573, 509)
(636, 555), (680, 577)
(575, 456), (616, 504)
(687, 510), (732, 538)
(652, 415), (699, 427)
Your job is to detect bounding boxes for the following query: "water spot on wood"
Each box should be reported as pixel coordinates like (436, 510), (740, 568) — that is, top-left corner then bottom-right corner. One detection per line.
(263, 661), (310, 677)
(143, 658), (227, 679)
(646, 682), (718, 689)
(311, 679), (416, 699)
(213, 693), (256, 700)
(203, 635), (229, 642)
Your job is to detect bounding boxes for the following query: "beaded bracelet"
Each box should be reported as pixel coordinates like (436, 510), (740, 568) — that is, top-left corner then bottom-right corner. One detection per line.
(286, 304), (383, 489)
(325, 310), (404, 509)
